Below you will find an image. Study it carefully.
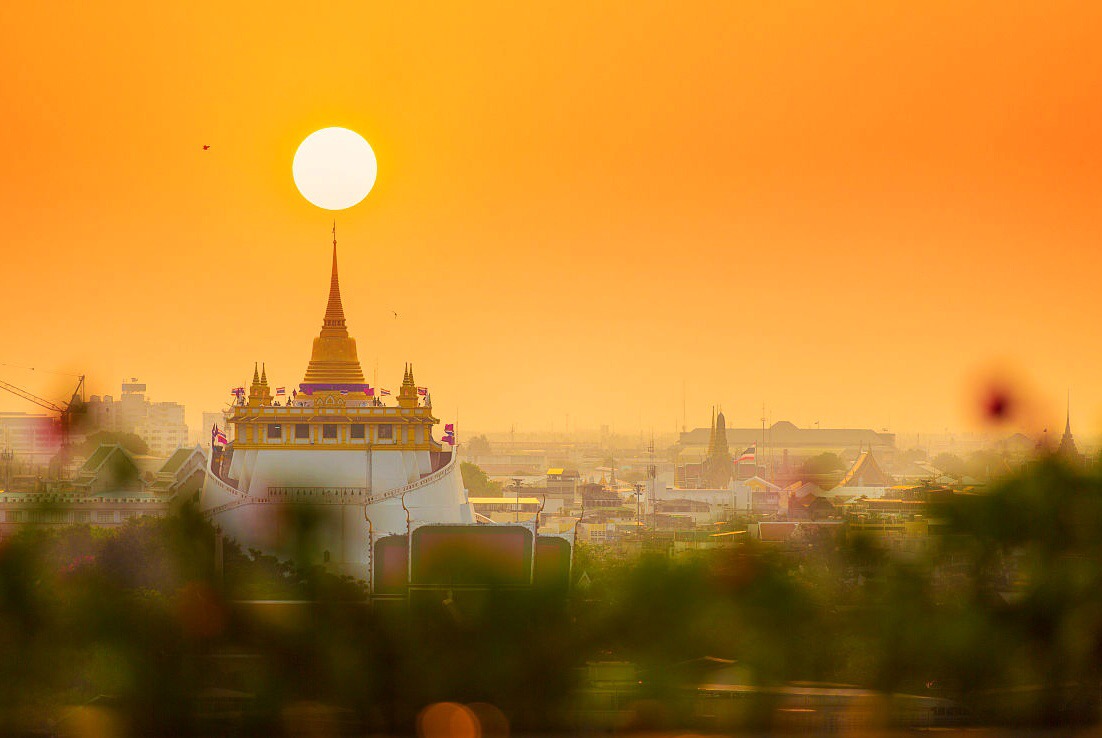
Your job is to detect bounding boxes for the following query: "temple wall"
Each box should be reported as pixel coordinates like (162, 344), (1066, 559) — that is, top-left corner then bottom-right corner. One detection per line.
(203, 461), (473, 578)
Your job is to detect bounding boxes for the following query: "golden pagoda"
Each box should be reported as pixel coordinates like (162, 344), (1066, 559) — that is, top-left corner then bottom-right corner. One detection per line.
(302, 225), (367, 390)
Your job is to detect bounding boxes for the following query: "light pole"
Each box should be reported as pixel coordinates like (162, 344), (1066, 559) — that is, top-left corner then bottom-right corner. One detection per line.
(512, 477), (523, 522)
(632, 482), (644, 528)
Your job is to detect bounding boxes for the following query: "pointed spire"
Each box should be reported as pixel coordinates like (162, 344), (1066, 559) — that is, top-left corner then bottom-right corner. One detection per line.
(1065, 389), (1072, 435)
(252, 363), (260, 385)
(708, 406), (717, 455)
(302, 224), (365, 386)
(321, 221), (348, 336)
(1059, 389), (1080, 460)
(260, 363), (267, 386)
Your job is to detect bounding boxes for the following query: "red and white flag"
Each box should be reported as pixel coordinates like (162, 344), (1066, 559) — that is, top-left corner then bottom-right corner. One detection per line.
(416, 387), (428, 396)
(276, 387), (286, 395)
(737, 444), (756, 463)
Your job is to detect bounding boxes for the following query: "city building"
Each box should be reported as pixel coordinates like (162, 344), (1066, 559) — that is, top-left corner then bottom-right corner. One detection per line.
(0, 443), (204, 538)
(0, 412), (62, 469)
(84, 379), (189, 456)
(678, 419), (896, 477)
(199, 235), (475, 579)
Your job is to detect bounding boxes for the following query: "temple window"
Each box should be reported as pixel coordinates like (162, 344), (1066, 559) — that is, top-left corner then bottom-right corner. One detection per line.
(268, 424), (282, 440)
(323, 424), (338, 440)
(351, 424), (365, 440)
(377, 424), (394, 440)
(295, 424), (309, 440)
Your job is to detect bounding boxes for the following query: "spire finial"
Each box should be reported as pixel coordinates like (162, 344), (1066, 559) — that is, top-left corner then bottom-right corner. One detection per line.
(261, 363), (267, 385)
(320, 223), (347, 334)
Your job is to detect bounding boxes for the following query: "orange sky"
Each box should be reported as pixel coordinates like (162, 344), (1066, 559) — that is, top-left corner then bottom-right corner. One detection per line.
(1, 2), (1100, 441)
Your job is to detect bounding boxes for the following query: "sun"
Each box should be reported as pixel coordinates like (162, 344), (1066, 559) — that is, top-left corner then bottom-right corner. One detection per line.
(292, 127), (378, 210)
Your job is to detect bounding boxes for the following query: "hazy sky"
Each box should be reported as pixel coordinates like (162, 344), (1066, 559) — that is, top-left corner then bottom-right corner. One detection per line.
(1, 2), (1099, 439)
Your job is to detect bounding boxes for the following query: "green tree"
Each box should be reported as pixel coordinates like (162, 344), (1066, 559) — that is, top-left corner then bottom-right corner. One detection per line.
(460, 462), (503, 496)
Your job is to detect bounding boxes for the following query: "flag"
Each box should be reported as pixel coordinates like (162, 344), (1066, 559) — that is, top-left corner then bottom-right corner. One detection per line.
(230, 386), (244, 396)
(416, 387), (428, 396)
(214, 428), (228, 445)
(737, 444), (756, 463)
(444, 423), (454, 432)
(276, 387), (286, 395)
(365, 388), (375, 397)
(380, 388), (391, 396)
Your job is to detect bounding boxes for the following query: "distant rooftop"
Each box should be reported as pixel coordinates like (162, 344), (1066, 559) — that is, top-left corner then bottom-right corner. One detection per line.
(680, 420), (894, 448)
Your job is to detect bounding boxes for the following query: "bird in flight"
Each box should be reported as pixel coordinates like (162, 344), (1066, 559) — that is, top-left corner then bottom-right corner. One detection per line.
(391, 310), (399, 319)
(202, 145), (211, 150)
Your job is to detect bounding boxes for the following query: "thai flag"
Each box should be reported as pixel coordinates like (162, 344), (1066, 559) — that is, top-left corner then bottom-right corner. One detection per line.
(214, 428), (229, 445)
(230, 387), (245, 397)
(380, 388), (391, 396)
(444, 423), (454, 432)
(737, 444), (756, 463)
(276, 387), (286, 395)
(416, 387), (428, 396)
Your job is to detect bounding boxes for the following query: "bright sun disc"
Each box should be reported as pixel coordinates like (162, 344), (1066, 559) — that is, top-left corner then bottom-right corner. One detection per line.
(292, 127), (377, 210)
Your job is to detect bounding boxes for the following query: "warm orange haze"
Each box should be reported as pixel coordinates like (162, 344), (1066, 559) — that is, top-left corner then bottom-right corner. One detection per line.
(5, 4), (1102, 735)
(2, 1), (1101, 439)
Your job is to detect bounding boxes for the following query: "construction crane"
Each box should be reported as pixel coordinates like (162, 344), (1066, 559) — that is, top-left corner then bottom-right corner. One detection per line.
(0, 374), (87, 446)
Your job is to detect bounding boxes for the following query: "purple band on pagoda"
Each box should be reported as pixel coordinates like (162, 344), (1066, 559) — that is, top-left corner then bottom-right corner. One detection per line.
(298, 383), (372, 395)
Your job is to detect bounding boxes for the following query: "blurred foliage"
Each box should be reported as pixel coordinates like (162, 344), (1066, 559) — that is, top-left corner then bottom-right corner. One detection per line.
(0, 456), (1101, 732)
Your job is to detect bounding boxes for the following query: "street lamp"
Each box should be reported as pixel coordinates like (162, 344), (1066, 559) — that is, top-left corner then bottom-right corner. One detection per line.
(512, 477), (523, 522)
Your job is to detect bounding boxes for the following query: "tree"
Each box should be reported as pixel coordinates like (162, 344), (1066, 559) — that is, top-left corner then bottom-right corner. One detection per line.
(460, 462), (503, 496)
(931, 452), (966, 479)
(898, 447), (928, 465)
(801, 452), (846, 476)
(467, 434), (492, 456)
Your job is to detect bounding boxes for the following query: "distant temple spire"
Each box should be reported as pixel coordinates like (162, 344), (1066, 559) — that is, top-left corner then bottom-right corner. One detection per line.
(707, 406), (717, 455)
(701, 406), (733, 488)
(1058, 390), (1080, 460)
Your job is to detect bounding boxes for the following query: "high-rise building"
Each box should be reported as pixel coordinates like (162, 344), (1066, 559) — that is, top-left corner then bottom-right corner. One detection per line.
(84, 380), (188, 457)
(0, 412), (62, 468)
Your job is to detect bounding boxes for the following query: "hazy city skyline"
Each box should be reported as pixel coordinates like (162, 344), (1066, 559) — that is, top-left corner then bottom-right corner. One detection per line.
(2, 2), (1099, 438)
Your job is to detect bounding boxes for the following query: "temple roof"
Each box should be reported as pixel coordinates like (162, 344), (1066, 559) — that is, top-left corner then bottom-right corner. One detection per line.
(837, 450), (894, 488)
